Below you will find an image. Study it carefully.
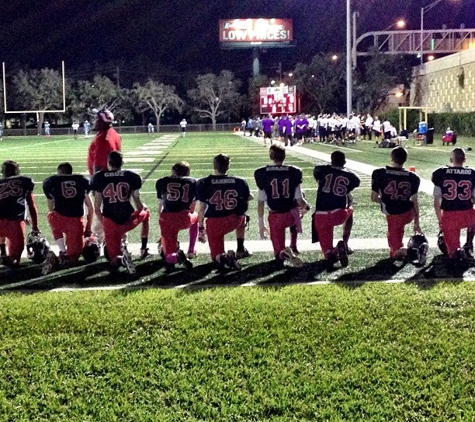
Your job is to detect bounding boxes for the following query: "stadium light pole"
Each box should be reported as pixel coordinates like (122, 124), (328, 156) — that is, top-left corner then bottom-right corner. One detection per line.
(346, 0), (352, 118)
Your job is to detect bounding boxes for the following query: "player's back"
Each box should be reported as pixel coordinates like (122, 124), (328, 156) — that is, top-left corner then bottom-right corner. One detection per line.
(314, 165), (360, 211)
(43, 174), (90, 218)
(156, 176), (196, 213)
(432, 166), (475, 211)
(372, 166), (420, 215)
(92, 170), (141, 224)
(0, 175), (34, 220)
(196, 174), (249, 218)
(254, 165), (301, 213)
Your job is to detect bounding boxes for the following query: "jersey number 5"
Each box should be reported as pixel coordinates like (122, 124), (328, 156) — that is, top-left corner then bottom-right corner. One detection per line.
(166, 182), (190, 203)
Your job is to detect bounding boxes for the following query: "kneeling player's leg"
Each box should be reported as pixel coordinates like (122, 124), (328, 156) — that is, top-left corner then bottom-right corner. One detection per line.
(314, 214), (334, 258)
(269, 212), (293, 258)
(47, 211), (67, 254)
(102, 218), (123, 265)
(64, 217), (85, 263)
(386, 211), (413, 258)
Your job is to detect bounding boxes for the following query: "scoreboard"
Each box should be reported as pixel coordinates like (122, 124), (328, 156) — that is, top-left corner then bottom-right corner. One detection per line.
(260, 85), (297, 115)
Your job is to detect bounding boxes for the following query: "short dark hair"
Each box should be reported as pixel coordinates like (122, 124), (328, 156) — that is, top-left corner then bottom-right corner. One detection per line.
(269, 144), (286, 162)
(108, 150), (123, 169)
(57, 162), (73, 175)
(172, 161), (191, 177)
(2, 160), (20, 178)
(331, 151), (346, 167)
(213, 154), (230, 174)
(451, 147), (465, 164)
(391, 146), (408, 165)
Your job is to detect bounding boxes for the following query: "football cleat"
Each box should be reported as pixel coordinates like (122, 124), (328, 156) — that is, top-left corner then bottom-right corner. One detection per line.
(337, 240), (349, 268)
(120, 242), (136, 274)
(281, 247), (303, 268)
(140, 248), (151, 260)
(463, 243), (474, 258)
(325, 249), (339, 268)
(225, 250), (242, 271)
(26, 232), (50, 264)
(437, 231), (448, 256)
(417, 242), (429, 267)
(177, 249), (193, 270)
(121, 251), (136, 274)
(236, 248), (252, 259)
(42, 251), (59, 275)
(82, 234), (100, 263)
(157, 238), (165, 259)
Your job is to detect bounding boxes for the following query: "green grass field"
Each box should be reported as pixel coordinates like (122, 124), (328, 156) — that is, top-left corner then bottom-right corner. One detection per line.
(2, 131), (475, 420)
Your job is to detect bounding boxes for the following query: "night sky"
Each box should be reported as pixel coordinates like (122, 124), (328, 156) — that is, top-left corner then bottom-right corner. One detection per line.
(1, 0), (474, 83)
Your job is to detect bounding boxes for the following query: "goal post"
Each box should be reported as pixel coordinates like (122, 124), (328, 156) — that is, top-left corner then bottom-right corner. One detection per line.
(2, 61), (66, 114)
(398, 106), (434, 133)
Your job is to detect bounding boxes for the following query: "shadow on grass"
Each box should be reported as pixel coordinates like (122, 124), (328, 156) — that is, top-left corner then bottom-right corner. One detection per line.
(4, 252), (475, 294)
(405, 254), (475, 289)
(332, 257), (408, 287)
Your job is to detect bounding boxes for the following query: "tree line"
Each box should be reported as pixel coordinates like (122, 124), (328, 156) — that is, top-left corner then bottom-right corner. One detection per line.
(0, 51), (413, 134)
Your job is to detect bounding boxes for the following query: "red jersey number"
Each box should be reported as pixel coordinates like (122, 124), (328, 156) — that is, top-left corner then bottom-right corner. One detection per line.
(383, 180), (411, 201)
(209, 189), (238, 210)
(102, 182), (130, 203)
(0, 180), (23, 199)
(166, 182), (190, 203)
(322, 174), (349, 197)
(442, 179), (472, 201)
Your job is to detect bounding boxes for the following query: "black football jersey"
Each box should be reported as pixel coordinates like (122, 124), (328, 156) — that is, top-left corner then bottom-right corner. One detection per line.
(371, 166), (420, 215)
(155, 176), (196, 213)
(432, 166), (475, 211)
(91, 169), (142, 224)
(313, 165), (360, 211)
(196, 174), (250, 218)
(0, 175), (34, 220)
(254, 165), (302, 213)
(43, 174), (90, 218)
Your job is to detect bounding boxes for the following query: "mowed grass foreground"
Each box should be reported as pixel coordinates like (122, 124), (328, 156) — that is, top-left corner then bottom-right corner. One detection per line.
(1, 132), (475, 420)
(1, 285), (475, 421)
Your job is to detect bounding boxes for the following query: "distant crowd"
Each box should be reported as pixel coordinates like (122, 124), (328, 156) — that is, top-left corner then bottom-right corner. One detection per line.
(242, 113), (403, 147)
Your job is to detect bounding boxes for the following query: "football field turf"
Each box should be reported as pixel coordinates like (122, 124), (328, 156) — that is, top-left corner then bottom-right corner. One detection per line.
(2, 132), (475, 421)
(1, 131), (475, 289)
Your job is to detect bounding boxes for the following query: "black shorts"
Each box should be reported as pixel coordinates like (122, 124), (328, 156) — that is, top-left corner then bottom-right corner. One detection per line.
(264, 131), (272, 139)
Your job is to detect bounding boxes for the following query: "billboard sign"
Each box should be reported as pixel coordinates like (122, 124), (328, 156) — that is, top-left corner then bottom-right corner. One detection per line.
(220, 19), (293, 49)
(260, 85), (297, 115)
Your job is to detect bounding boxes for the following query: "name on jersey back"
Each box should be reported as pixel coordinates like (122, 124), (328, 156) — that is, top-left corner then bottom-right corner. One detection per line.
(445, 168), (472, 175)
(211, 179), (236, 184)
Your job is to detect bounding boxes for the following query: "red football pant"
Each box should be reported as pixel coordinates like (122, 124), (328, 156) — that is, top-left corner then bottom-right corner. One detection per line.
(0, 219), (25, 262)
(206, 215), (245, 259)
(103, 209), (150, 262)
(268, 210), (298, 257)
(385, 209), (414, 257)
(159, 210), (198, 255)
(441, 209), (475, 255)
(314, 208), (353, 258)
(47, 211), (85, 260)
